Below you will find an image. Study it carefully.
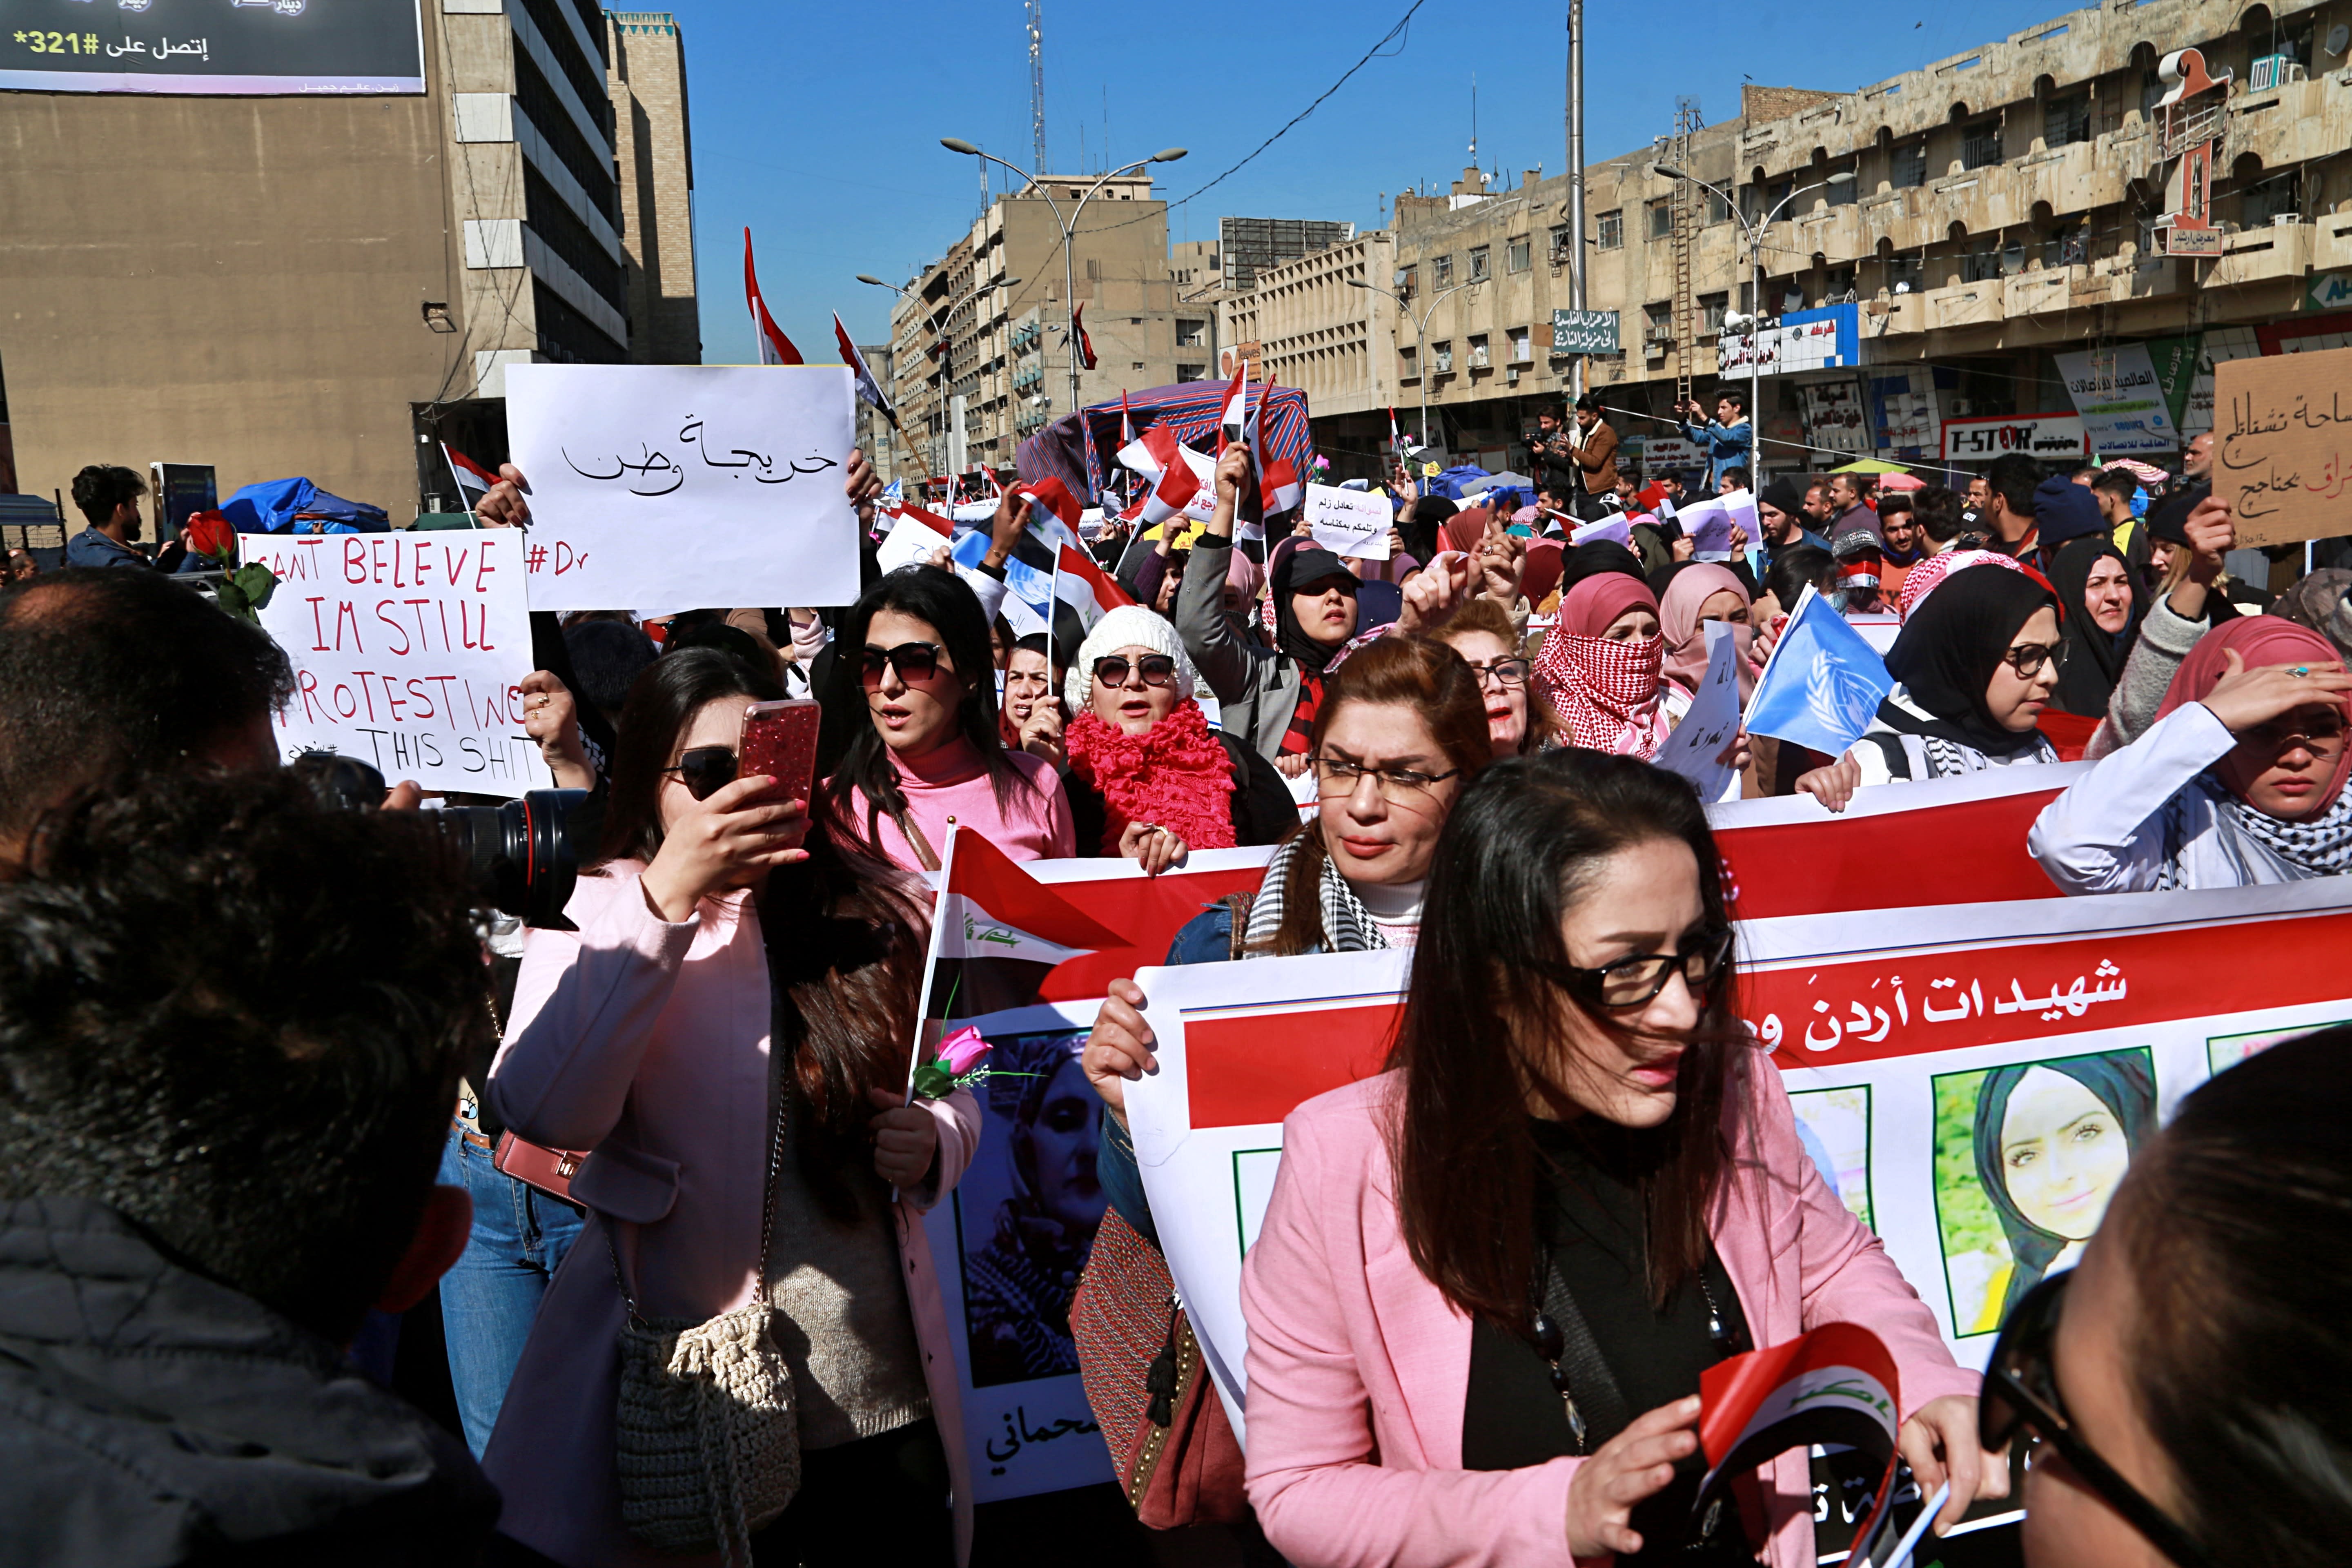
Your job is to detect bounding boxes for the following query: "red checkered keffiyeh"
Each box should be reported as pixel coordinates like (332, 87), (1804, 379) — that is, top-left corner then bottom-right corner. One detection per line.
(1896, 548), (2025, 622)
(1534, 627), (1670, 759)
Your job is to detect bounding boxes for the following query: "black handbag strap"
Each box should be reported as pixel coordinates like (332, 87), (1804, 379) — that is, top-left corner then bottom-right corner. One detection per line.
(1536, 1247), (1633, 1454)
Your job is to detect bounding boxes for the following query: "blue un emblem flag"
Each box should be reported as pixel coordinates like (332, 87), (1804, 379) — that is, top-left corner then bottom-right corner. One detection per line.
(1744, 586), (1896, 755)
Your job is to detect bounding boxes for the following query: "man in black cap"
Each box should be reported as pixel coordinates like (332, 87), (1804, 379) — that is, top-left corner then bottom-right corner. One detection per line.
(1757, 478), (1829, 572)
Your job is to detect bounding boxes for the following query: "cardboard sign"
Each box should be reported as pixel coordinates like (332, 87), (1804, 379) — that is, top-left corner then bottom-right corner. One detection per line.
(239, 532), (553, 797)
(1303, 482), (1391, 559)
(505, 363), (859, 611)
(2212, 343), (2352, 548)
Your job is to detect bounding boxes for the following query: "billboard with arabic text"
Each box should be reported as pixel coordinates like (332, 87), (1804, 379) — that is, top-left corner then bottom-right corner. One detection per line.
(1, 0), (423, 96)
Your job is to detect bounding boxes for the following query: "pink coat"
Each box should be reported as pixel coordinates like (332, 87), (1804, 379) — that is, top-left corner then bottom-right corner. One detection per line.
(1239, 1056), (1976, 1568)
(483, 866), (979, 1567)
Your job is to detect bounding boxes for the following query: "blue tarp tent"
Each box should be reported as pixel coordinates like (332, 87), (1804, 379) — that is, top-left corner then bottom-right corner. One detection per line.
(220, 477), (390, 534)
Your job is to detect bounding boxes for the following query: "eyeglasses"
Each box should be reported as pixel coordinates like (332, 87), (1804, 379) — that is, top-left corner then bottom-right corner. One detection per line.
(2242, 708), (2349, 752)
(661, 745), (738, 802)
(1463, 656), (1531, 689)
(1311, 754), (1462, 803)
(860, 640), (948, 688)
(1092, 653), (1178, 689)
(1541, 926), (1734, 1011)
(2000, 640), (2069, 679)
(1979, 1271), (2217, 1568)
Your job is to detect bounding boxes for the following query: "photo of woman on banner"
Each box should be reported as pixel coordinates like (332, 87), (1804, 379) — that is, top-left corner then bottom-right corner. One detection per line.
(961, 1029), (1107, 1388)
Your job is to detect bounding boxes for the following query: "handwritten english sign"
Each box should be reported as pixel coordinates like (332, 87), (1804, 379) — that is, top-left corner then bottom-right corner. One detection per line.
(1303, 482), (1391, 559)
(2212, 343), (2352, 548)
(505, 363), (860, 612)
(239, 532), (553, 798)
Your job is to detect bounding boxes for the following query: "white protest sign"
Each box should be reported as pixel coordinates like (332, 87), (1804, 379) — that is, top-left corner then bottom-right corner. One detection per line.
(1655, 621), (1742, 802)
(874, 508), (953, 574)
(918, 1000), (1116, 1503)
(1303, 482), (1391, 559)
(1128, 873), (2352, 1438)
(505, 363), (858, 612)
(240, 532), (553, 797)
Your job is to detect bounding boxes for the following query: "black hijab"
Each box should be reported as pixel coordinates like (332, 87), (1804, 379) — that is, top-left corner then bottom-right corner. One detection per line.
(1883, 564), (2060, 757)
(1556, 540), (1648, 600)
(1272, 544), (1357, 675)
(2049, 536), (2141, 717)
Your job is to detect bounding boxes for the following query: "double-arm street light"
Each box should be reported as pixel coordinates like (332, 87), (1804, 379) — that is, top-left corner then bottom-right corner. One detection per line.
(1646, 164), (1854, 485)
(939, 138), (1186, 425)
(859, 271), (1020, 479)
(1346, 276), (1469, 460)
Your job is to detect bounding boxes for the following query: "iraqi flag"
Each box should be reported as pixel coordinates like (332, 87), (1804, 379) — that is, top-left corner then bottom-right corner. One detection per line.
(442, 444), (498, 512)
(1125, 451), (1204, 528)
(1019, 475), (1083, 553)
(1071, 301), (1098, 371)
(931, 828), (1131, 965)
(744, 229), (802, 365)
(1216, 363), (1248, 451)
(833, 312), (896, 423)
(1636, 479), (1671, 512)
(1054, 541), (1135, 632)
(1250, 376), (1303, 516)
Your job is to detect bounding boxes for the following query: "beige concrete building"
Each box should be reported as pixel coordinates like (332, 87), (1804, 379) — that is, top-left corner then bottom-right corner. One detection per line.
(0, 1), (697, 526)
(1224, 0), (2352, 481)
(1219, 231), (1402, 472)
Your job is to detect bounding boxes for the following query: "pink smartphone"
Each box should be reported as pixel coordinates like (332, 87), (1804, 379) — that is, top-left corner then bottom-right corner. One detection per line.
(739, 699), (821, 804)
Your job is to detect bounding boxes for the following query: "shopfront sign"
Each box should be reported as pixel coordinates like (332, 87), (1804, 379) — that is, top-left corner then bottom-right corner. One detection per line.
(1942, 413), (2089, 463)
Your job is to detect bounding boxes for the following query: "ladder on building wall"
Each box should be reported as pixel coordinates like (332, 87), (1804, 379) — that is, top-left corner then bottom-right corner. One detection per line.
(1668, 97), (1702, 409)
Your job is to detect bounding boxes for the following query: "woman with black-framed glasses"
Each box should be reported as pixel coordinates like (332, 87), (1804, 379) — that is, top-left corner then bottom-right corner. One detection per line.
(1797, 563), (2067, 809)
(1236, 749), (2002, 1568)
(1987, 1028), (2352, 1568)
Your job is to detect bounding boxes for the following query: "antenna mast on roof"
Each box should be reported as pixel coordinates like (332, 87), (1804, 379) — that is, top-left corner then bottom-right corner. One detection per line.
(1468, 73), (1478, 165)
(1027, 0), (1047, 175)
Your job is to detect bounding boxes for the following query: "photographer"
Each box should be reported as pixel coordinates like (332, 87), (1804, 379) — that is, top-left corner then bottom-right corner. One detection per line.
(1526, 405), (1581, 500)
(0, 769), (499, 1564)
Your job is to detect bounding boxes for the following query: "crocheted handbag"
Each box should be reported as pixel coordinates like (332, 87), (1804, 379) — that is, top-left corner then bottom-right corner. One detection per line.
(1069, 1205), (1246, 1528)
(610, 1087), (800, 1564)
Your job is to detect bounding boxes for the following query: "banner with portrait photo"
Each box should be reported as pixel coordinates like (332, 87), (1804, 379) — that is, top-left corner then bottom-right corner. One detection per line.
(919, 1000), (1113, 1503)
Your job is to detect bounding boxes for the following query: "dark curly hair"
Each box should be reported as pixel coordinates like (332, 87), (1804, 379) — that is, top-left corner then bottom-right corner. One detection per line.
(0, 769), (485, 1342)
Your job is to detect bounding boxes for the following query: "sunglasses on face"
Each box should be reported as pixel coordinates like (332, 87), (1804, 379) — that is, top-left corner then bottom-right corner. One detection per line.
(2001, 640), (2069, 679)
(662, 745), (739, 801)
(860, 640), (948, 688)
(1542, 926), (1735, 1012)
(1979, 1271), (2217, 1568)
(1092, 653), (1178, 689)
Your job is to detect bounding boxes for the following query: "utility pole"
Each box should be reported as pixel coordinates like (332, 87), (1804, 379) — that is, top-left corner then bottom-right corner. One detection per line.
(1566, 1), (1586, 402)
(1026, 0), (1047, 176)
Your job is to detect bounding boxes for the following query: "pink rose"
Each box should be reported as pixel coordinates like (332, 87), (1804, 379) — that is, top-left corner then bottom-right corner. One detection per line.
(938, 1025), (993, 1078)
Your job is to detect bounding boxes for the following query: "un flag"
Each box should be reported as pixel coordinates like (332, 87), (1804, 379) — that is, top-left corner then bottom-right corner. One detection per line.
(1744, 588), (1896, 754)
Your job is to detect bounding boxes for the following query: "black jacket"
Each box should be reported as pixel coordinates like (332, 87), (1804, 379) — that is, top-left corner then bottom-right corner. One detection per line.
(1060, 730), (1296, 855)
(0, 1196), (499, 1568)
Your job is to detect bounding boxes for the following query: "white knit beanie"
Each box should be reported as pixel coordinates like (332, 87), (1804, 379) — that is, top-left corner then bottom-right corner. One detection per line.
(1061, 604), (1197, 714)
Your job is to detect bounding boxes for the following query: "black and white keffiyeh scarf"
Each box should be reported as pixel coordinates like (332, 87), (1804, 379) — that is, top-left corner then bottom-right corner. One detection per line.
(2156, 773), (2352, 890)
(1242, 832), (1385, 956)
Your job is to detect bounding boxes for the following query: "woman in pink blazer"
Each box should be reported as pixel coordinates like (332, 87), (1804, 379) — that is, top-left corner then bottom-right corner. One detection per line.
(1241, 750), (2001, 1568)
(485, 649), (979, 1567)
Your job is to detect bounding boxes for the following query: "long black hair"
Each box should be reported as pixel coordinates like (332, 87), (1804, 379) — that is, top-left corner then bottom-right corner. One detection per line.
(817, 565), (1024, 856)
(595, 647), (786, 869)
(1388, 750), (1745, 1322)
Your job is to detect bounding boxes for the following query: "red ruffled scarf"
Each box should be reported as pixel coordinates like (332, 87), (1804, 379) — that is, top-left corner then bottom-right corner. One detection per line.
(1064, 700), (1236, 855)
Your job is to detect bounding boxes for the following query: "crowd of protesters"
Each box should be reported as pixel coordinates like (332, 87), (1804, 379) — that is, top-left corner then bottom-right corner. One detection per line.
(0, 396), (2347, 1568)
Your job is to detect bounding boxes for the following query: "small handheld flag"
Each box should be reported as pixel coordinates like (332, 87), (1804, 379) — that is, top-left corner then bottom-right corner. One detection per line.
(1054, 541), (1136, 632)
(1743, 585), (1897, 755)
(1249, 376), (1303, 517)
(442, 444), (499, 512)
(744, 230), (802, 365)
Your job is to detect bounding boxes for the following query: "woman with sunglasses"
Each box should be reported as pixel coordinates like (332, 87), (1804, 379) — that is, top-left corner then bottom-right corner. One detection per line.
(1238, 751), (1996, 1568)
(1057, 605), (1293, 874)
(1796, 565), (2066, 809)
(1982, 1029), (2352, 1568)
(2029, 616), (2352, 892)
(1430, 598), (1557, 761)
(484, 648), (979, 1566)
(819, 566), (1074, 874)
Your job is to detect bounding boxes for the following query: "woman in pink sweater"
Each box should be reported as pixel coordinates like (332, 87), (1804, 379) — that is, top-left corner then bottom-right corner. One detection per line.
(1239, 749), (2002, 1568)
(820, 566), (1073, 872)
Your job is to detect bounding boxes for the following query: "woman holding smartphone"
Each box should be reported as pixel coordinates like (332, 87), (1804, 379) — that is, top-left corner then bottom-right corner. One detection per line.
(485, 648), (978, 1567)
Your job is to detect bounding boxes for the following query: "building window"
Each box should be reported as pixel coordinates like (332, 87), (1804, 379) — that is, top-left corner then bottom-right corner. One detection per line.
(1707, 188), (1733, 225)
(1433, 253), (1454, 286)
(2046, 91), (2091, 147)
(1699, 292), (1728, 335)
(2242, 170), (2301, 226)
(1597, 210), (1623, 250)
(1823, 265), (1856, 301)
(1397, 265), (1417, 298)
(1548, 223), (1571, 261)
(1507, 238), (1531, 273)
(1176, 318), (1207, 347)
(1468, 245), (1491, 281)
(1828, 167), (1858, 207)
(1961, 118), (2003, 170)
(1468, 333), (1490, 369)
(1432, 340), (1453, 374)
(1643, 302), (1672, 343)
(1888, 254), (1925, 293)
(1175, 363), (1207, 381)
(1510, 326), (1532, 362)
(1891, 140), (1928, 189)
(1399, 344), (1417, 379)
(2043, 227), (2089, 268)
(1647, 198), (1673, 240)
(1961, 238), (2002, 283)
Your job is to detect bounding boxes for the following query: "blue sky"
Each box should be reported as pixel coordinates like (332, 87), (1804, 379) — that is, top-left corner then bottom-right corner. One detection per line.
(683, 0), (2073, 365)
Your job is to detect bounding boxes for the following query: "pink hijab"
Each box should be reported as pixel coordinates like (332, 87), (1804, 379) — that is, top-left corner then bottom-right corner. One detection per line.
(2153, 615), (2352, 807)
(1536, 573), (1670, 757)
(1659, 564), (1756, 700)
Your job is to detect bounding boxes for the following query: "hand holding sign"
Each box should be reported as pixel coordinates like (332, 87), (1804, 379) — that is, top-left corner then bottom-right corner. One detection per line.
(2212, 343), (2352, 546)
(1304, 483), (1391, 559)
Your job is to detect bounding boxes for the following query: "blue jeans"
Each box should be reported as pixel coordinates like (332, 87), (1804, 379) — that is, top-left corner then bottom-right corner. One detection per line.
(437, 1124), (585, 1457)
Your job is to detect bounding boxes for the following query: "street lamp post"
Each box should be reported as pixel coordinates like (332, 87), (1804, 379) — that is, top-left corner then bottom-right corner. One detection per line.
(859, 272), (1020, 484)
(941, 139), (1186, 431)
(1646, 164), (1853, 486)
(1347, 276), (1469, 459)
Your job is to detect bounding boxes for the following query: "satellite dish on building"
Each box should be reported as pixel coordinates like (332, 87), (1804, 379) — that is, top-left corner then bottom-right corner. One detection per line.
(2001, 241), (2027, 275)
(2325, 22), (2350, 55)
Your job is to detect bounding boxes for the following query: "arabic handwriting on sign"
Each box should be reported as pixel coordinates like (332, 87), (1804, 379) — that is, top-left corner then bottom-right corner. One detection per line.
(984, 1404), (1102, 1463)
(562, 444), (684, 497)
